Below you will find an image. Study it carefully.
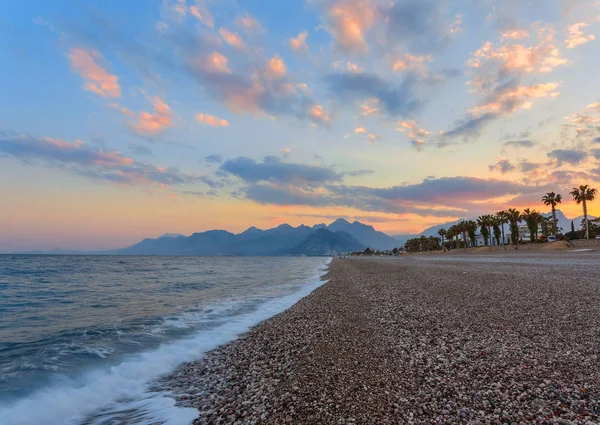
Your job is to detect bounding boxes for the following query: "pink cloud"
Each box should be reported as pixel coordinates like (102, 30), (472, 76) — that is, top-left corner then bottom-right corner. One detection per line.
(289, 31), (309, 53)
(309, 104), (332, 124)
(68, 48), (121, 98)
(195, 52), (232, 74)
(565, 22), (596, 48)
(190, 1), (214, 28)
(108, 103), (135, 116)
(235, 14), (263, 33)
(333, 61), (363, 73)
(265, 55), (286, 79)
(326, 0), (376, 54)
(196, 113), (229, 127)
(219, 28), (246, 49)
(134, 97), (173, 134)
(501, 29), (530, 40)
(392, 54), (432, 72)
(470, 83), (560, 115)
(468, 39), (567, 76)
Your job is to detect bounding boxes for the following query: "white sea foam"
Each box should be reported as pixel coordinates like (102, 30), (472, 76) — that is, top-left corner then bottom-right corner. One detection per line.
(0, 258), (330, 425)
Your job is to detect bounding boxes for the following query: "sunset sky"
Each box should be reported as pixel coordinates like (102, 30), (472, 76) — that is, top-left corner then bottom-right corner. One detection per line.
(2, 0), (600, 251)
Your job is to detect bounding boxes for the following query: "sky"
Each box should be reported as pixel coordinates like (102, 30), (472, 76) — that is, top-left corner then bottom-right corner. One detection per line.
(2, 0), (600, 251)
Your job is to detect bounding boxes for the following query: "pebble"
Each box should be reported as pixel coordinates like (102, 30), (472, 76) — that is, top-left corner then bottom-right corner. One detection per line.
(162, 256), (600, 425)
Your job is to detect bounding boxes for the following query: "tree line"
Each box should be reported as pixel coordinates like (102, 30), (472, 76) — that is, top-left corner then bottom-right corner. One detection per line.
(404, 186), (598, 253)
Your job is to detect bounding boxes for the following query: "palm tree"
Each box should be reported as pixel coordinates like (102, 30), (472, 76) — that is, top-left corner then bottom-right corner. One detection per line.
(466, 220), (478, 246)
(507, 208), (521, 245)
(477, 216), (490, 245)
(492, 216), (502, 245)
(542, 192), (562, 236)
(570, 185), (598, 239)
(496, 210), (509, 245)
(459, 221), (469, 248)
(520, 208), (541, 242)
(438, 228), (447, 247)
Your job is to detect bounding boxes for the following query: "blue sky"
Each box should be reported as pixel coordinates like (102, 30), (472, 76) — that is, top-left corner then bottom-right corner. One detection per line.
(2, 0), (600, 251)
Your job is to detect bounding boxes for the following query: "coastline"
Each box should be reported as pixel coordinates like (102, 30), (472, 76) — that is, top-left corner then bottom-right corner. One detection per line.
(168, 254), (600, 424)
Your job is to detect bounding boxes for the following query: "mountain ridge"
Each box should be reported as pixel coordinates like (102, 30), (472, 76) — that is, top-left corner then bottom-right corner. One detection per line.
(111, 219), (394, 256)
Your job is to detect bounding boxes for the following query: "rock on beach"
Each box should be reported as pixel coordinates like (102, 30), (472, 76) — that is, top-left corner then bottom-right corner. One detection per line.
(167, 254), (600, 424)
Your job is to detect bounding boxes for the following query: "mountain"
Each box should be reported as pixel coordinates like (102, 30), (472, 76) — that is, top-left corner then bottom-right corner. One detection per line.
(419, 219), (465, 238)
(115, 230), (236, 255)
(391, 234), (418, 247)
(223, 224), (314, 256)
(327, 218), (399, 250)
(286, 229), (365, 256)
(158, 233), (184, 239)
(110, 218), (400, 256)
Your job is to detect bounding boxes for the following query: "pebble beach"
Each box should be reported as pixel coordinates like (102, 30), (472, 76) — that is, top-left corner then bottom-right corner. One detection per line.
(167, 253), (600, 424)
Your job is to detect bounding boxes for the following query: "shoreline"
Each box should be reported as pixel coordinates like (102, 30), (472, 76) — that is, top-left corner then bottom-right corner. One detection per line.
(168, 254), (600, 424)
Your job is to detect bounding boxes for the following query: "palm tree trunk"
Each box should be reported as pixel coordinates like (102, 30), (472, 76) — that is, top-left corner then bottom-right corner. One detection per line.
(501, 221), (505, 245)
(552, 205), (557, 235)
(584, 200), (589, 239)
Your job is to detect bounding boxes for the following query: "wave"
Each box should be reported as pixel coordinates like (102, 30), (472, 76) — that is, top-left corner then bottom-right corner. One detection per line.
(0, 258), (330, 425)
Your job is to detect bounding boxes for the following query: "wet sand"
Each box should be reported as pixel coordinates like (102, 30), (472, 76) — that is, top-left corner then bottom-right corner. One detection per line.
(168, 252), (600, 424)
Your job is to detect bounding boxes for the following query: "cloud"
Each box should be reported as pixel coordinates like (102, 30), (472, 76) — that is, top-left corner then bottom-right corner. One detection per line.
(219, 155), (343, 185)
(205, 154), (224, 164)
(289, 31), (309, 54)
(187, 48), (327, 124)
(441, 113), (498, 141)
(467, 34), (567, 93)
(109, 103), (135, 116)
(238, 175), (539, 217)
(502, 139), (535, 148)
(309, 104), (332, 124)
(196, 52), (232, 74)
(133, 97), (173, 134)
(326, 72), (420, 117)
(547, 149), (589, 165)
(383, 0), (460, 53)
(333, 61), (363, 73)
(190, 0), (214, 28)
(354, 126), (367, 133)
(566, 22), (596, 48)
(0, 131), (194, 186)
(196, 113), (229, 127)
(489, 158), (516, 174)
(367, 133), (381, 143)
(323, 0), (376, 54)
(392, 54), (431, 72)
(265, 55), (286, 79)
(128, 143), (153, 156)
(470, 82), (560, 115)
(68, 48), (120, 98)
(397, 120), (431, 149)
(235, 14), (263, 34)
(519, 160), (541, 173)
(501, 29), (530, 40)
(443, 81), (559, 143)
(591, 149), (600, 160)
(161, 0), (187, 22)
(219, 28), (246, 49)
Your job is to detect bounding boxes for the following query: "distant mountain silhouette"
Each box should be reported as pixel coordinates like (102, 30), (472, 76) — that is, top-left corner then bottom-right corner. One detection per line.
(286, 229), (365, 256)
(327, 218), (399, 250)
(111, 218), (401, 256)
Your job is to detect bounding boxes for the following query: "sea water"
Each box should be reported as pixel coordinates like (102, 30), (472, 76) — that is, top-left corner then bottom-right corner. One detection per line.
(0, 255), (330, 425)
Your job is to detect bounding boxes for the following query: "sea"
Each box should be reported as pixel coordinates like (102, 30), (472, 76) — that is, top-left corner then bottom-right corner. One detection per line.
(0, 255), (330, 425)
